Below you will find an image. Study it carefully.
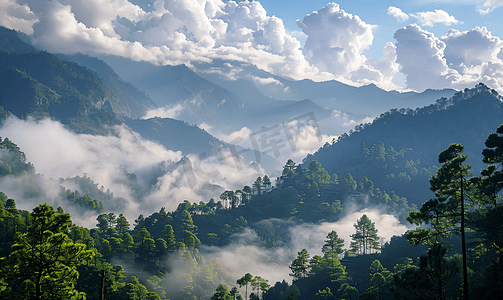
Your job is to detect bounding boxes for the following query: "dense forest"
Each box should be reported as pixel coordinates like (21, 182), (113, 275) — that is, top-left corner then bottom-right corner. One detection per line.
(0, 120), (503, 299)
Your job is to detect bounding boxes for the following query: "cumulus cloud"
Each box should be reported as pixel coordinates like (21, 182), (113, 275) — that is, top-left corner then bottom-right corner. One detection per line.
(0, 0), (38, 34)
(296, 3), (399, 89)
(387, 6), (409, 22)
(388, 7), (461, 27)
(4, 1), (503, 98)
(297, 3), (374, 78)
(394, 24), (503, 93)
(11, 0), (325, 82)
(410, 9), (462, 27)
(442, 27), (503, 70)
(394, 24), (461, 91)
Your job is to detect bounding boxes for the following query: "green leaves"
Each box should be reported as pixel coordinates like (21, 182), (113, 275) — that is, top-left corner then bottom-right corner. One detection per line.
(290, 249), (310, 280)
(0, 203), (94, 300)
(349, 214), (380, 254)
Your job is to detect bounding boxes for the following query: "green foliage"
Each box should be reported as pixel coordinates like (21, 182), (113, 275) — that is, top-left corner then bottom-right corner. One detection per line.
(290, 249), (310, 280)
(211, 284), (233, 300)
(360, 260), (394, 300)
(237, 273), (253, 300)
(0, 137), (34, 176)
(322, 231), (344, 257)
(0, 204), (94, 300)
(349, 214), (380, 255)
(406, 144), (472, 245)
(392, 243), (461, 300)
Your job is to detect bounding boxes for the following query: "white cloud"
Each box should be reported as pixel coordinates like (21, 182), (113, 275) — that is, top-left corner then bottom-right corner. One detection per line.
(248, 75), (284, 86)
(4, 1), (503, 96)
(318, 110), (375, 136)
(442, 27), (503, 69)
(297, 3), (375, 78)
(410, 9), (462, 27)
(296, 3), (399, 90)
(394, 24), (461, 91)
(387, 6), (409, 22)
(14, 0), (325, 82)
(0, 116), (190, 222)
(394, 24), (503, 93)
(478, 0), (503, 15)
(0, 0), (38, 34)
(142, 103), (185, 119)
(290, 208), (411, 256)
(0, 116), (182, 190)
(200, 122), (336, 165)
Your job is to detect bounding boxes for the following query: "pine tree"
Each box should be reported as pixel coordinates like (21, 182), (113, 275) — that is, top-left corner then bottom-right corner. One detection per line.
(0, 203), (94, 300)
(406, 144), (471, 299)
(349, 215), (380, 254)
(322, 231), (344, 258)
(289, 249), (310, 280)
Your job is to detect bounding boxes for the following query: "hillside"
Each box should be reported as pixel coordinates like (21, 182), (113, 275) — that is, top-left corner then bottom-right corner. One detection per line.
(0, 26), (158, 133)
(303, 83), (503, 205)
(57, 53), (157, 119)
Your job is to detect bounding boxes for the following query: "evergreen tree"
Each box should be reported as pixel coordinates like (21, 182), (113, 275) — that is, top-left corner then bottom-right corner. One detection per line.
(162, 224), (176, 251)
(237, 273), (253, 300)
(392, 243), (461, 300)
(322, 231), (344, 258)
(116, 213), (130, 234)
(289, 249), (310, 280)
(361, 260), (393, 300)
(349, 215), (380, 254)
(211, 284), (233, 300)
(407, 144), (471, 299)
(0, 203), (94, 300)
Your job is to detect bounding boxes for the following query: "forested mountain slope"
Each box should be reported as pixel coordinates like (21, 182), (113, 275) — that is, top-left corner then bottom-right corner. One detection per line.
(303, 84), (503, 205)
(0, 26), (156, 133)
(57, 53), (157, 119)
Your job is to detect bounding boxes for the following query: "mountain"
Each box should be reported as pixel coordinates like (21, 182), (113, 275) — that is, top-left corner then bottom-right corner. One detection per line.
(56, 53), (157, 119)
(98, 55), (247, 126)
(0, 26), (36, 53)
(125, 117), (225, 155)
(99, 55), (332, 129)
(193, 59), (457, 116)
(0, 50), (122, 134)
(303, 83), (503, 205)
(0, 27), (160, 134)
(125, 117), (282, 174)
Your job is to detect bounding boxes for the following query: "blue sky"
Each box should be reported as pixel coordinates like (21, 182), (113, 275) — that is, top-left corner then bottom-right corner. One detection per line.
(259, 0), (503, 60)
(2, 0), (503, 93)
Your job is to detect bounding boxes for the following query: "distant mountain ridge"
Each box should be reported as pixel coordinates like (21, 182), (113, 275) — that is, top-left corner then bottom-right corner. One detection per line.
(192, 59), (457, 117)
(100, 55), (333, 129)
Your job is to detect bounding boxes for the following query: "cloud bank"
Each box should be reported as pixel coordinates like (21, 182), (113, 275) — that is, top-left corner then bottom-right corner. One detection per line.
(0, 116), (266, 224)
(1, 1), (503, 96)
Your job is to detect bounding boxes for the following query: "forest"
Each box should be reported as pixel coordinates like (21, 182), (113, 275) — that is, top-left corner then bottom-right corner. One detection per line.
(0, 119), (502, 299)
